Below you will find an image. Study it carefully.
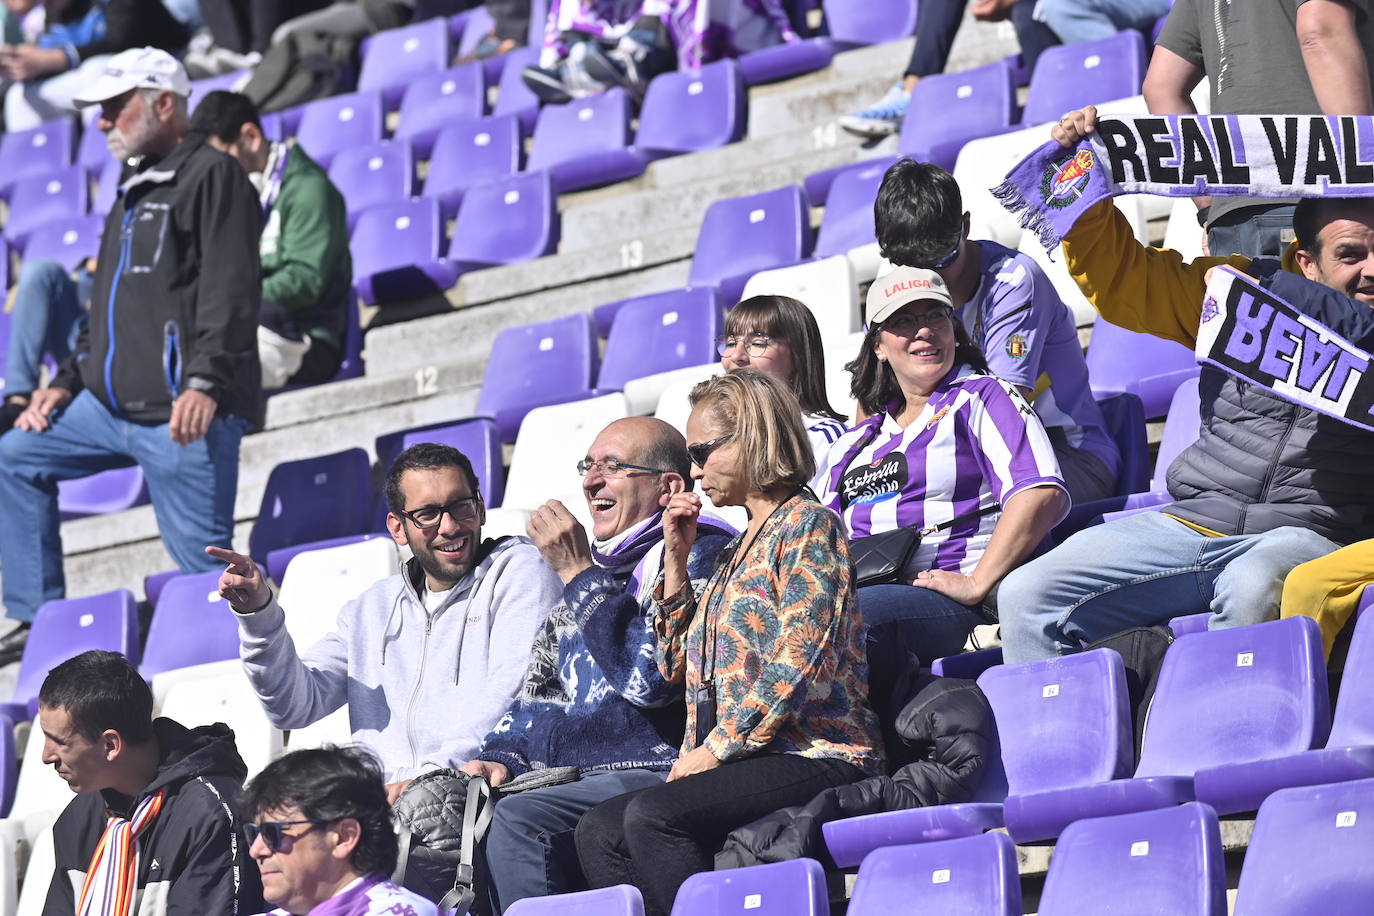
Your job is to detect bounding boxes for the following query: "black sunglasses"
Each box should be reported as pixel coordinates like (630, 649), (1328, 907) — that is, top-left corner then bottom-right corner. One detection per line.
(244, 819), (332, 853)
(687, 434), (732, 467)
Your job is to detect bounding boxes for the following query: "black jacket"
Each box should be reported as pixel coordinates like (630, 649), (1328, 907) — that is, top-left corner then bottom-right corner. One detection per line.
(716, 673), (995, 870)
(53, 132), (263, 424)
(44, 718), (264, 916)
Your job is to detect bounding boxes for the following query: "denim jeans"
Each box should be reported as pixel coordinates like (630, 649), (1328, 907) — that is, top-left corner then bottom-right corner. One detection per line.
(1039, 0), (1171, 44)
(484, 769), (665, 913)
(3, 260), (89, 398)
(907, 0), (1060, 79)
(1207, 204), (1298, 260)
(998, 511), (1341, 663)
(0, 390), (247, 621)
(858, 584), (984, 678)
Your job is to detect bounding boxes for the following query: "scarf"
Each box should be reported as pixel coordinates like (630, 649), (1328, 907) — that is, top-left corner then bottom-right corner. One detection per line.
(994, 114), (1374, 250)
(590, 512), (738, 602)
(1198, 268), (1374, 433)
(76, 789), (166, 916)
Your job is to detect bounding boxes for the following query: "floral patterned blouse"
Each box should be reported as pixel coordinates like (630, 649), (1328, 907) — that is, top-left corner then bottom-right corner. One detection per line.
(653, 492), (884, 775)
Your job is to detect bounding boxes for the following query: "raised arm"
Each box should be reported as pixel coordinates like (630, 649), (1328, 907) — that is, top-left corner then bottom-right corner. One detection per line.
(1298, 0), (1374, 115)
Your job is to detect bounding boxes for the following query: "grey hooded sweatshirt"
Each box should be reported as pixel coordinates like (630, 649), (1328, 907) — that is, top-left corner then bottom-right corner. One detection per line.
(237, 537), (561, 781)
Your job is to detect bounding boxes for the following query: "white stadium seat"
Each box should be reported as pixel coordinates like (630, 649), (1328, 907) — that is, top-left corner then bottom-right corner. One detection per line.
(154, 660), (284, 779)
(742, 255), (862, 341)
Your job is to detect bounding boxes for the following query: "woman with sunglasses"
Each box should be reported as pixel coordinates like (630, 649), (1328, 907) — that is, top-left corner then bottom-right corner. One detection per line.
(575, 370), (882, 916)
(817, 266), (1069, 675)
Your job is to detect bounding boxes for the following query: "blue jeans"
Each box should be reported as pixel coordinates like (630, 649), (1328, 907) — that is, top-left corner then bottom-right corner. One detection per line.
(4, 261), (89, 398)
(1206, 204), (1298, 260)
(998, 511), (1340, 663)
(0, 390), (247, 621)
(1039, 0), (1170, 43)
(858, 584), (984, 682)
(484, 768), (666, 913)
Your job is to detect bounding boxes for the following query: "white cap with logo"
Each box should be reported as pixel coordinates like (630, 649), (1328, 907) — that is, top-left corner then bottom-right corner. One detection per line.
(865, 266), (954, 326)
(73, 47), (191, 108)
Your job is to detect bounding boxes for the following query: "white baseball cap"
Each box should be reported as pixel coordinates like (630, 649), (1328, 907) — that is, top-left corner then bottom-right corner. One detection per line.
(73, 47), (191, 108)
(866, 266), (954, 326)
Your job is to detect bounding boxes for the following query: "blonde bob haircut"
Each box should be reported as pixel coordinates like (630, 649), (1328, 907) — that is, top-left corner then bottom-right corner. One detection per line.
(688, 368), (815, 491)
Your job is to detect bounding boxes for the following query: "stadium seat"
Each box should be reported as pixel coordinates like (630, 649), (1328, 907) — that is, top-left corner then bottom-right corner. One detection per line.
(20, 215), (103, 272)
(1038, 803), (1226, 916)
(153, 659), (284, 778)
(265, 532), (388, 586)
(394, 64), (488, 159)
(652, 363), (721, 436)
(634, 59), (747, 159)
(139, 570), (242, 679)
(451, 2), (518, 84)
(500, 392), (631, 519)
(351, 197), (459, 306)
(688, 184), (811, 305)
(90, 153), (122, 216)
(813, 159), (896, 280)
(374, 416), (504, 512)
(423, 114), (523, 220)
(0, 239), (8, 293)
(56, 465), (149, 520)
(4, 166), (88, 249)
(476, 312), (600, 442)
(506, 885), (644, 915)
(1163, 196), (1206, 262)
(822, 329), (864, 421)
(294, 90), (385, 169)
(738, 0), (919, 85)
(247, 447), (373, 564)
(491, 46), (543, 136)
(526, 89), (647, 192)
(77, 107), (114, 171)
(1086, 317), (1200, 419)
(1021, 30), (1149, 127)
(14, 823), (54, 916)
(0, 119), (76, 199)
(670, 857), (827, 915)
(143, 568), (181, 610)
(327, 140), (414, 230)
(0, 715), (15, 820)
(931, 647), (1003, 680)
(447, 169), (559, 276)
(899, 58), (1019, 171)
(187, 69), (249, 111)
(1233, 778), (1374, 914)
(847, 833), (1020, 916)
(598, 288), (724, 411)
(6, 722), (70, 828)
(1014, 230), (1099, 327)
(740, 255), (862, 342)
(357, 18), (450, 110)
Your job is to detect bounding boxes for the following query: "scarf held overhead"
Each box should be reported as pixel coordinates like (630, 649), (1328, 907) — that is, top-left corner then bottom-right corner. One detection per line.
(994, 114), (1374, 250)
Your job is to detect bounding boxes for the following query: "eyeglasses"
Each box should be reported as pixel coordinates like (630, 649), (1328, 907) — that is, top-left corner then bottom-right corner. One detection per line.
(880, 305), (956, 336)
(576, 457), (669, 477)
(715, 334), (775, 358)
(244, 819), (332, 854)
(923, 240), (962, 270)
(687, 435), (733, 467)
(396, 495), (481, 529)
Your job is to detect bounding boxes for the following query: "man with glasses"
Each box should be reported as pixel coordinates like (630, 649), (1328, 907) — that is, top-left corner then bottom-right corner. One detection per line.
(457, 417), (734, 912)
(39, 650), (265, 915)
(243, 746), (436, 916)
(211, 442), (561, 803)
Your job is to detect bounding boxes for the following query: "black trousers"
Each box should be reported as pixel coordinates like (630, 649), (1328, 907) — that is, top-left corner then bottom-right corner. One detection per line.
(906, 0), (1060, 79)
(575, 754), (864, 916)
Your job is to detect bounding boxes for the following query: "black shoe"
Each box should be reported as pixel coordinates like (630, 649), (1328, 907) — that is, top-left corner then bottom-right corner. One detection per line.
(583, 26), (675, 99)
(522, 61), (574, 104)
(0, 622), (31, 666)
(0, 401), (25, 434)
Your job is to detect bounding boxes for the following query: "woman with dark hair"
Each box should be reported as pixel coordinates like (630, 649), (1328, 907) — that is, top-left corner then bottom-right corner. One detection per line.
(817, 266), (1069, 671)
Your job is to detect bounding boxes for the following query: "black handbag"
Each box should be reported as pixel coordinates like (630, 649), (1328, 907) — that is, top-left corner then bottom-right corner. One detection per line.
(849, 525), (923, 588)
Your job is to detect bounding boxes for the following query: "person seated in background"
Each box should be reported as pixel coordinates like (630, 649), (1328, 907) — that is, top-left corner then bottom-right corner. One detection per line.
(192, 90), (353, 390)
(575, 370), (883, 916)
(455, 0), (529, 64)
(40, 650), (265, 914)
(244, 746), (437, 916)
(0, 258), (94, 434)
(460, 417), (734, 912)
(210, 443), (563, 799)
(816, 267), (1068, 672)
(875, 158), (1120, 503)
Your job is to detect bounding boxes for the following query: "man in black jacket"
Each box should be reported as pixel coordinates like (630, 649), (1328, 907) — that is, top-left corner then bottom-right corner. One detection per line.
(38, 650), (264, 915)
(0, 48), (261, 659)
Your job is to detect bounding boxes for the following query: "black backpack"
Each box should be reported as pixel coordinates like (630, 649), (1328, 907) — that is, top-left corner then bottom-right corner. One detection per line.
(1083, 625), (1174, 764)
(241, 29), (359, 114)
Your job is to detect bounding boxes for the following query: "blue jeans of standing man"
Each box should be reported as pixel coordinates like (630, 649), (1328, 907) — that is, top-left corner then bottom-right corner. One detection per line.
(998, 510), (1340, 662)
(3, 261), (90, 397)
(0, 390), (247, 621)
(1038, 0), (1171, 44)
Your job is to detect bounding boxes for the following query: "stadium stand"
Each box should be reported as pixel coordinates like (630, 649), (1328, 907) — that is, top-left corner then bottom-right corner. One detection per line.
(847, 832), (1021, 916)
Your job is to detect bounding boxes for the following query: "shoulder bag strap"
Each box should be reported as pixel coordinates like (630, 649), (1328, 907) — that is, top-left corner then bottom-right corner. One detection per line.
(438, 777), (496, 915)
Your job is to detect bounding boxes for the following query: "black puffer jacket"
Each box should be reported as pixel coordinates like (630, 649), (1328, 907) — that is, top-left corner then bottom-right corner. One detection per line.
(716, 672), (994, 869)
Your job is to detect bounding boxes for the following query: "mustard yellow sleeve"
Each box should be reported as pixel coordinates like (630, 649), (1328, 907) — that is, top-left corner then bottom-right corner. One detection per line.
(1281, 540), (1374, 660)
(1060, 201), (1253, 348)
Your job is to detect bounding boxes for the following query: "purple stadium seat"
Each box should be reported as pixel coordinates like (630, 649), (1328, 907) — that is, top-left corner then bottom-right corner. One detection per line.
(899, 58), (1019, 171)
(597, 288), (724, 391)
(1233, 778), (1374, 914)
(144, 568), (180, 609)
(634, 59), (747, 159)
(670, 857), (827, 915)
(351, 197), (459, 305)
(453, 4), (504, 82)
(813, 157), (895, 258)
(4, 165), (88, 248)
(327, 140), (414, 230)
(0, 118), (76, 198)
(506, 885), (644, 915)
(1021, 29), (1149, 127)
(139, 570), (242, 678)
(931, 647), (1002, 679)
(0, 712), (14, 817)
(423, 114), (522, 220)
(1150, 13), (1169, 44)
(492, 46), (543, 136)
(19, 215), (103, 273)
(374, 416), (505, 513)
(265, 532), (388, 585)
(91, 153), (124, 216)
(1051, 392), (1150, 539)
(1086, 317), (1199, 419)
(395, 64), (487, 159)
(187, 70), (250, 111)
(1167, 611), (1209, 637)
(78, 107), (115, 170)
(476, 312), (599, 442)
(803, 155), (895, 208)
(688, 184), (811, 305)
(447, 169), (559, 275)
(248, 447), (373, 564)
(0, 237), (8, 291)
(358, 18), (451, 110)
(1038, 803), (1226, 916)
(847, 833), (1021, 916)
(57, 466), (149, 520)
(738, 0), (919, 85)
(526, 89), (647, 191)
(294, 90), (385, 169)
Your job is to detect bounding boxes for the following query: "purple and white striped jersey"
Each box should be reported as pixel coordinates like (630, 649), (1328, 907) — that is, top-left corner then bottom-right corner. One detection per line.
(817, 366), (1068, 578)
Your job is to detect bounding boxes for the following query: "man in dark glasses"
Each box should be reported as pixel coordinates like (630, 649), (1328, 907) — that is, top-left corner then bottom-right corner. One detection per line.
(243, 746), (435, 916)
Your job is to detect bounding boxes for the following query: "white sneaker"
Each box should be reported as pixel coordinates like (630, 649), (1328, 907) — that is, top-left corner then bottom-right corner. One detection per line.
(838, 82), (912, 138)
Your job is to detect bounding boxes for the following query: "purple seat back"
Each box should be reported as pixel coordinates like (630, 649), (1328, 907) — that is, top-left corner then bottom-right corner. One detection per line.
(1039, 803), (1226, 916)
(91, 154), (123, 216)
(248, 447), (373, 563)
(187, 70), (250, 111)
(0, 712), (14, 817)
(1152, 377), (1200, 490)
(1022, 29), (1149, 126)
(847, 833), (1020, 916)
(350, 197), (453, 304)
(265, 532), (387, 584)
(526, 89), (645, 191)
(814, 157), (895, 258)
(374, 416), (505, 512)
(139, 570), (242, 678)
(13, 589), (141, 709)
(6, 165), (88, 247)
(78, 108), (116, 171)
(977, 648), (1134, 796)
(1136, 616), (1330, 779)
(448, 169), (558, 269)
(688, 184), (811, 303)
(825, 0), (919, 43)
(476, 312), (598, 440)
(1095, 392), (1149, 496)
(295, 91), (385, 169)
(395, 64), (487, 159)
(597, 288), (724, 390)
(358, 18), (451, 109)
(21, 215), (104, 273)
(424, 114), (522, 220)
(900, 59), (1018, 170)
(144, 568), (180, 609)
(506, 885), (644, 915)
(0, 238), (8, 292)
(670, 858), (826, 915)
(1328, 606), (1374, 747)
(57, 466), (149, 520)
(1234, 778), (1374, 914)
(636, 59), (747, 157)
(492, 46), (543, 135)
(1086, 317), (1199, 419)
(0, 119), (76, 197)
(327, 140), (414, 229)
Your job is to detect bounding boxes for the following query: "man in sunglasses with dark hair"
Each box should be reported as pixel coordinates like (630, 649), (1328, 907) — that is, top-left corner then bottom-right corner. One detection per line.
(209, 442), (562, 803)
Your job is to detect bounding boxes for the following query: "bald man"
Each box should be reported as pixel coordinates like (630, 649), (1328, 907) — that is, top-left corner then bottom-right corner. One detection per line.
(459, 418), (736, 912)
